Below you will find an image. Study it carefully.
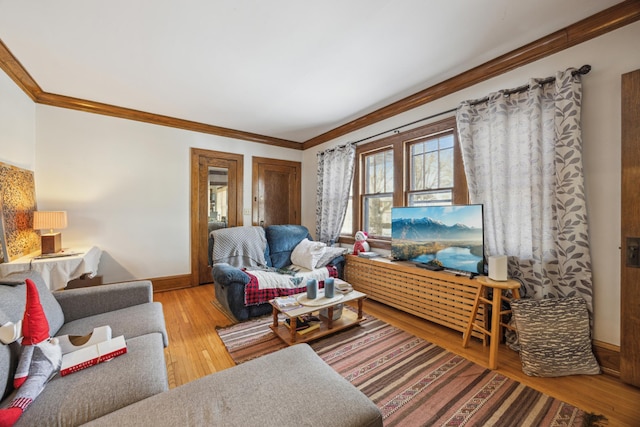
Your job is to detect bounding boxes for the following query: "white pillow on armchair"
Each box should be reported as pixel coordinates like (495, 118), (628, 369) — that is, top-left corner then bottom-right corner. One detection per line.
(291, 238), (326, 270)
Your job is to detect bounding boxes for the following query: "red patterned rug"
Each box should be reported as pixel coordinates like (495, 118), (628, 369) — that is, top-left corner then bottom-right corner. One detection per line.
(217, 313), (605, 427)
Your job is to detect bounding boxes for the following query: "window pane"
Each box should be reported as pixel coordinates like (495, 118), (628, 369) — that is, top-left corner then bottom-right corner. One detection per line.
(384, 150), (393, 192)
(439, 147), (454, 188)
(439, 134), (454, 149)
(409, 190), (452, 206)
(424, 151), (438, 189)
(208, 167), (228, 224)
(364, 149), (393, 194)
(340, 197), (353, 235)
(411, 154), (423, 190)
(363, 194), (392, 238)
(366, 155), (375, 193)
(426, 139), (438, 152)
(374, 158), (383, 192)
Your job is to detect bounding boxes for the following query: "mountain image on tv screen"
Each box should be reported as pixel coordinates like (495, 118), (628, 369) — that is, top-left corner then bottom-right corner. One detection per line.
(391, 205), (484, 274)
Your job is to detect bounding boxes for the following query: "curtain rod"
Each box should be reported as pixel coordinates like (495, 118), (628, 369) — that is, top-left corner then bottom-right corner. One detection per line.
(467, 64), (591, 106)
(351, 64), (591, 146)
(318, 141), (356, 155)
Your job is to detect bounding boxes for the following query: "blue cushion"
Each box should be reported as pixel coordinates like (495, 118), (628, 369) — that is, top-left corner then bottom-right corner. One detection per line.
(212, 263), (251, 285)
(265, 225), (311, 269)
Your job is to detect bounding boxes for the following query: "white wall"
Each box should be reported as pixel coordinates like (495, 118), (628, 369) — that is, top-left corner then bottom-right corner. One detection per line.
(0, 70), (35, 169)
(34, 106), (303, 284)
(302, 21), (640, 346)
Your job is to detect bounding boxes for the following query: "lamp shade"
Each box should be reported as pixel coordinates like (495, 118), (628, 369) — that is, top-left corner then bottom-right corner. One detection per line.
(33, 211), (68, 232)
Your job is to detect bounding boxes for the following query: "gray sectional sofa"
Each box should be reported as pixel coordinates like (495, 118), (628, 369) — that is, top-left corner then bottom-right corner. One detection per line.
(1, 270), (382, 426)
(85, 344), (383, 427)
(0, 270), (169, 426)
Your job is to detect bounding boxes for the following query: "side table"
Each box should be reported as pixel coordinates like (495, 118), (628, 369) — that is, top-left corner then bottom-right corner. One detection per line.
(0, 246), (102, 291)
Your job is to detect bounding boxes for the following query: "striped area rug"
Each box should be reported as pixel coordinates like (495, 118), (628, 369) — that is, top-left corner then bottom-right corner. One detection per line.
(216, 314), (603, 427)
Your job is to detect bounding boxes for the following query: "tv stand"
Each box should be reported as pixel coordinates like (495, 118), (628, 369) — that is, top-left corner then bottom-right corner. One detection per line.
(345, 255), (486, 339)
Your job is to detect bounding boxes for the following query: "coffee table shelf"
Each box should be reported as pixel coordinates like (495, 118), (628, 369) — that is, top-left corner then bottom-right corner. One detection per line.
(270, 289), (367, 345)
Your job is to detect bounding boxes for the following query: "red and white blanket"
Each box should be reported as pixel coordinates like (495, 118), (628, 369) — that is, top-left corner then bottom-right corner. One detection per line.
(244, 265), (338, 306)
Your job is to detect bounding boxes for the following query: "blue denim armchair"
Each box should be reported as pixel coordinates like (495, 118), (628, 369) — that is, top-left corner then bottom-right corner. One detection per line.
(211, 225), (345, 321)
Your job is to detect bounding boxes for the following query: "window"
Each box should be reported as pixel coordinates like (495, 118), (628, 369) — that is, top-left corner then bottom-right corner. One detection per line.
(408, 132), (454, 206)
(343, 116), (467, 248)
(362, 149), (393, 238)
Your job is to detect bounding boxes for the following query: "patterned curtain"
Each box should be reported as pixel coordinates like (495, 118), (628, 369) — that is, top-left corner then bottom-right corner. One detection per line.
(316, 143), (356, 245)
(456, 68), (593, 316)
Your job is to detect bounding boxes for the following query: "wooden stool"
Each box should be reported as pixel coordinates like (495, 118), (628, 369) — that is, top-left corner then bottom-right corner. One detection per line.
(462, 276), (521, 369)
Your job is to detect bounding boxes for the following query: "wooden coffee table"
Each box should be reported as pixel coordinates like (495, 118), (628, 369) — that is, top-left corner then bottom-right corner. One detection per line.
(269, 288), (367, 345)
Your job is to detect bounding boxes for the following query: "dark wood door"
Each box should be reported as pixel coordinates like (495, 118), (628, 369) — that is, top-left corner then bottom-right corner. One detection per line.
(252, 157), (301, 226)
(621, 69), (640, 387)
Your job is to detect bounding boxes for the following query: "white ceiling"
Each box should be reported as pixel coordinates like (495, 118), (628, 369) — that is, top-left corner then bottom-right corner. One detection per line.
(0, 0), (623, 143)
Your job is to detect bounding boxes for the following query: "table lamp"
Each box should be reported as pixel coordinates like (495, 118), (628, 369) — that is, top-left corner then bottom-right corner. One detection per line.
(33, 211), (68, 254)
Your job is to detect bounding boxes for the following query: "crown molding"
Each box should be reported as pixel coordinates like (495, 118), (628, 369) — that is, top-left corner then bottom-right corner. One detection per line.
(34, 91), (302, 149)
(0, 38), (41, 101)
(1, 1), (639, 151)
(0, 40), (302, 150)
(302, 0), (640, 149)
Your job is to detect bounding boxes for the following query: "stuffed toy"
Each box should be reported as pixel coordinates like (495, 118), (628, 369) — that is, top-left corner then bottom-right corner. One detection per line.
(352, 231), (370, 255)
(0, 279), (62, 427)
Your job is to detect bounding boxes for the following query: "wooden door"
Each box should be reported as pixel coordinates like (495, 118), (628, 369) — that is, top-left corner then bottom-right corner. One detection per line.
(191, 149), (243, 286)
(252, 157), (301, 226)
(621, 69), (640, 387)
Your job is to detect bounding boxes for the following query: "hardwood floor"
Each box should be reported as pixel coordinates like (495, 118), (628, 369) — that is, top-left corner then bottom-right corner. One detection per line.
(154, 284), (640, 426)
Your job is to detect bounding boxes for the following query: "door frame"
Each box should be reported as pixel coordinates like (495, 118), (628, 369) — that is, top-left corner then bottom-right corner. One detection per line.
(190, 148), (244, 286)
(621, 69), (640, 386)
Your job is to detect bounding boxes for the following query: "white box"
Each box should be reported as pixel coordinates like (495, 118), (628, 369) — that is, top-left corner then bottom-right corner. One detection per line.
(61, 335), (127, 376)
(488, 255), (508, 281)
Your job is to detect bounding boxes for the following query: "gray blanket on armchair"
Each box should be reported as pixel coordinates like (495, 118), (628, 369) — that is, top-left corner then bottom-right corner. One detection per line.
(211, 226), (267, 268)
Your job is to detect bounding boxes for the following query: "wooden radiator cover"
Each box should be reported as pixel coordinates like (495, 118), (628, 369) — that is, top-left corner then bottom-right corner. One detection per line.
(345, 255), (486, 340)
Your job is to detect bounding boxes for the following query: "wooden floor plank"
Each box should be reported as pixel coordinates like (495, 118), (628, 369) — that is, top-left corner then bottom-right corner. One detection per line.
(154, 284), (640, 426)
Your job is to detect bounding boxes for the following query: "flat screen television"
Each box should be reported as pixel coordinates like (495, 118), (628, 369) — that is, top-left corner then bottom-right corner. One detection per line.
(391, 204), (484, 275)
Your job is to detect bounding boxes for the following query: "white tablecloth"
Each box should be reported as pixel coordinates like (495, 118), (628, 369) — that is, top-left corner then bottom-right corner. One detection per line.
(0, 246), (102, 291)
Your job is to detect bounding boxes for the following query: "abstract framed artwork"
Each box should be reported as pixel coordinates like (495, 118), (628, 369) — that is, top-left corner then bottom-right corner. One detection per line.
(0, 161), (40, 263)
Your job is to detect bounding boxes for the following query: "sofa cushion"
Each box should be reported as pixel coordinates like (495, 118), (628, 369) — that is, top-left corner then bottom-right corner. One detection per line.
(510, 296), (600, 377)
(12, 333), (168, 426)
(53, 281), (154, 323)
(83, 343), (383, 427)
(0, 271), (64, 336)
(265, 225), (311, 269)
(56, 302), (168, 347)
